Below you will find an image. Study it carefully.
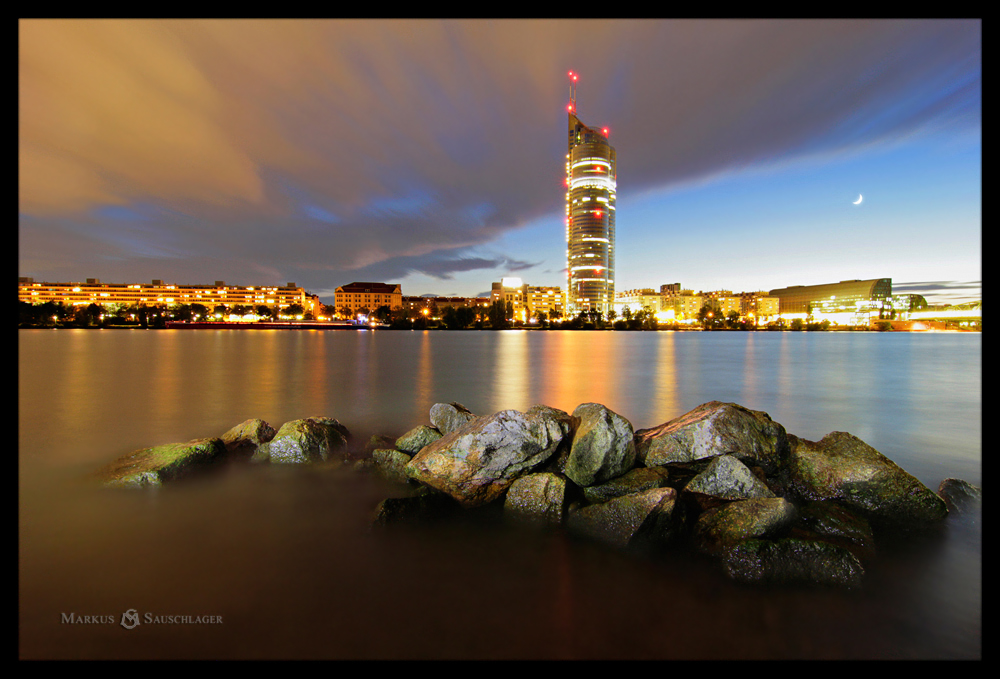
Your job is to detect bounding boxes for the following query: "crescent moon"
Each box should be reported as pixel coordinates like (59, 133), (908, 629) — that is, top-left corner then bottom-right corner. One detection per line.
(853, 194), (863, 205)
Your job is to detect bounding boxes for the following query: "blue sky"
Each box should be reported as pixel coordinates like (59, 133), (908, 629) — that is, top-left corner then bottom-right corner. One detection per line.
(19, 20), (980, 305)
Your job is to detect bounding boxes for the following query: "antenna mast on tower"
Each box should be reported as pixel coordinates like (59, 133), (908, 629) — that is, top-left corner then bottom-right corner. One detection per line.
(568, 71), (578, 114)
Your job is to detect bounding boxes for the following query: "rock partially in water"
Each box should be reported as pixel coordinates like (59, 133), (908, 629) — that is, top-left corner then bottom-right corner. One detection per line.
(430, 402), (478, 436)
(371, 449), (413, 485)
(792, 501), (876, 563)
(567, 487), (677, 549)
(694, 497), (797, 555)
(220, 418), (276, 458)
(364, 434), (397, 456)
(253, 417), (349, 464)
(404, 406), (572, 507)
(634, 401), (790, 476)
(395, 425), (442, 455)
(722, 537), (865, 589)
(96, 438), (226, 488)
(504, 472), (568, 527)
(784, 431), (948, 528)
(564, 403), (636, 488)
(937, 478), (982, 516)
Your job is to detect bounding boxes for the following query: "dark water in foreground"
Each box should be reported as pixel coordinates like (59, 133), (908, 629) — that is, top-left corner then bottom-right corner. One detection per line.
(19, 329), (981, 659)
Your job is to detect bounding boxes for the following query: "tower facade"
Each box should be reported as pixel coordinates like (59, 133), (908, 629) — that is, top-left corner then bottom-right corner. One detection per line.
(565, 76), (616, 318)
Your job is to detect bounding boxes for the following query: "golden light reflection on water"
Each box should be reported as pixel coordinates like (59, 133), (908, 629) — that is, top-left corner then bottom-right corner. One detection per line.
(492, 330), (529, 412)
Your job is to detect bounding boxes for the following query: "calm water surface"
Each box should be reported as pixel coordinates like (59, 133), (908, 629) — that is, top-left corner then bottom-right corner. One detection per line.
(19, 329), (981, 659)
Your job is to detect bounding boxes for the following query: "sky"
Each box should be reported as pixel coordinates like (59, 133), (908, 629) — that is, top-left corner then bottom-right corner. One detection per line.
(19, 19), (981, 306)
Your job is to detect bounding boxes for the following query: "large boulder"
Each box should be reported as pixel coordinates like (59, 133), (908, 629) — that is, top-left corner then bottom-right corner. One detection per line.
(430, 402), (478, 436)
(253, 417), (349, 463)
(564, 403), (636, 488)
(722, 537), (865, 588)
(683, 455), (776, 503)
(404, 406), (572, 507)
(634, 401), (790, 475)
(567, 487), (677, 549)
(694, 497), (797, 554)
(783, 432), (948, 528)
(96, 438), (226, 487)
(504, 472), (568, 527)
(220, 418), (276, 457)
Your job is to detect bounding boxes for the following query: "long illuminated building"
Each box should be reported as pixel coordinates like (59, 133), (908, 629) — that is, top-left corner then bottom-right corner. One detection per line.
(565, 72), (616, 317)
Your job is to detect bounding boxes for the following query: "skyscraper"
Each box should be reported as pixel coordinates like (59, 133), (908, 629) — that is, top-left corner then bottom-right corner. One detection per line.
(565, 71), (616, 317)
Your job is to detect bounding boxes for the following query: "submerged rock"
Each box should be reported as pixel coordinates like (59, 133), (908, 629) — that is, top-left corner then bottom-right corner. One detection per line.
(564, 403), (636, 488)
(792, 501), (876, 562)
(371, 491), (459, 528)
(784, 432), (948, 528)
(97, 438), (226, 488)
(722, 537), (865, 588)
(404, 406), (572, 507)
(634, 401), (790, 475)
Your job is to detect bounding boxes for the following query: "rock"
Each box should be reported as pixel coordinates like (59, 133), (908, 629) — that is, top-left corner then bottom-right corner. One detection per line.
(937, 478), (982, 515)
(253, 417), (349, 463)
(220, 418), (276, 457)
(784, 432), (948, 528)
(372, 449), (413, 484)
(567, 487), (677, 549)
(792, 501), (876, 562)
(564, 403), (636, 488)
(634, 401), (790, 475)
(371, 491), (459, 528)
(404, 406), (572, 507)
(429, 402), (478, 436)
(684, 455), (776, 503)
(504, 472), (568, 527)
(722, 537), (864, 588)
(96, 438), (226, 487)
(395, 425), (442, 454)
(582, 466), (671, 505)
(694, 497), (797, 554)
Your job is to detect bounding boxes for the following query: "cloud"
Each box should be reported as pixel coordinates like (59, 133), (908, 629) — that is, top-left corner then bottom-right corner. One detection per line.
(19, 20), (981, 293)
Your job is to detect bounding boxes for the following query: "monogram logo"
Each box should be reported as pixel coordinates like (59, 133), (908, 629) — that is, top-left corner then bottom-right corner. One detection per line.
(120, 608), (140, 629)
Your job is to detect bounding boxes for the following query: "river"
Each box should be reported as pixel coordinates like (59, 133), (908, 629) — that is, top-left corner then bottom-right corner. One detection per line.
(18, 328), (981, 659)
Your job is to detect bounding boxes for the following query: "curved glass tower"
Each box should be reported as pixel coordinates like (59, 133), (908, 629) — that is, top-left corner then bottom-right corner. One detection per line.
(566, 96), (616, 318)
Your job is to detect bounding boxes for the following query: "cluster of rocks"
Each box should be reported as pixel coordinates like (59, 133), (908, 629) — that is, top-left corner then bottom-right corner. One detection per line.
(94, 400), (981, 589)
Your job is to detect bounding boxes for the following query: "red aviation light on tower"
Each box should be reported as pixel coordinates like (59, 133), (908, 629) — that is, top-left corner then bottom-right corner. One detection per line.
(602, 127), (609, 137)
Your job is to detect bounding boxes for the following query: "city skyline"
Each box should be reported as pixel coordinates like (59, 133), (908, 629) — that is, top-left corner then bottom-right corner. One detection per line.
(19, 20), (981, 306)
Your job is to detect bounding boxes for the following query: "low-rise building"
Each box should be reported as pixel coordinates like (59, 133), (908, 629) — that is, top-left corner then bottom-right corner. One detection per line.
(18, 277), (316, 315)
